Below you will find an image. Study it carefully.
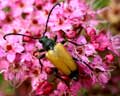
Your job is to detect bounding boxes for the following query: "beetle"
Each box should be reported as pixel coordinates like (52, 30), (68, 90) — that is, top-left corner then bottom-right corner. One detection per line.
(3, 3), (84, 80)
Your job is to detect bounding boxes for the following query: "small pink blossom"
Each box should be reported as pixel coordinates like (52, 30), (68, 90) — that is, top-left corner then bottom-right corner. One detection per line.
(86, 27), (96, 40)
(0, 47), (6, 58)
(0, 10), (6, 20)
(76, 35), (87, 45)
(35, 81), (53, 95)
(111, 34), (120, 56)
(92, 30), (111, 51)
(4, 42), (24, 62)
(0, 59), (9, 73)
(6, 51), (16, 63)
(97, 72), (111, 84)
(105, 54), (114, 62)
(70, 80), (82, 96)
(66, 30), (77, 39)
(84, 44), (96, 56)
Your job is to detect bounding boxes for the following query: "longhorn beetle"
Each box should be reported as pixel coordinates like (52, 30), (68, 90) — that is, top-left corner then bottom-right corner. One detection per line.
(3, 3), (89, 80)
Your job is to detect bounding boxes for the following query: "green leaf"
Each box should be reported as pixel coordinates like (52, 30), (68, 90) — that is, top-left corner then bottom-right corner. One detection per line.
(59, 0), (64, 2)
(0, 74), (3, 84)
(77, 88), (88, 96)
(93, 0), (110, 9)
(88, 56), (93, 62)
(6, 85), (14, 94)
(96, 22), (109, 30)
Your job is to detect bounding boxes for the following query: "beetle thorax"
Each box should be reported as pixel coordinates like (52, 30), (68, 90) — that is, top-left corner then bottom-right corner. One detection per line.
(39, 36), (56, 51)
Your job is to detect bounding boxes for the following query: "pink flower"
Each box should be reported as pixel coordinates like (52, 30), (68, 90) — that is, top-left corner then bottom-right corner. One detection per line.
(97, 72), (111, 85)
(76, 35), (87, 45)
(86, 27), (96, 40)
(84, 44), (96, 56)
(92, 30), (111, 51)
(70, 80), (82, 96)
(0, 0), (118, 95)
(24, 41), (35, 52)
(0, 59), (9, 73)
(111, 34), (120, 56)
(0, 10), (6, 20)
(66, 30), (77, 39)
(105, 54), (114, 62)
(35, 81), (54, 95)
(5, 42), (24, 62)
(0, 47), (6, 58)
(54, 82), (69, 95)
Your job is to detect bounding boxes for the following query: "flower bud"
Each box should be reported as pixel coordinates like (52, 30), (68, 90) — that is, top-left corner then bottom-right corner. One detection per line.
(105, 54), (114, 62)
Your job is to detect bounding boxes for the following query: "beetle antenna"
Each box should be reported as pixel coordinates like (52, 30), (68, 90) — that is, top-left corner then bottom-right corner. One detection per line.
(3, 3), (61, 40)
(43, 3), (61, 36)
(3, 33), (40, 40)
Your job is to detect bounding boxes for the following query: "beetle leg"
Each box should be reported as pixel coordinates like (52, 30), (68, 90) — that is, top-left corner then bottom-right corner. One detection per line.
(33, 49), (45, 71)
(33, 49), (45, 57)
(38, 54), (45, 72)
(49, 67), (70, 86)
(72, 57), (78, 61)
(57, 75), (69, 86)
(54, 35), (57, 42)
(55, 74), (70, 86)
(38, 53), (45, 59)
(38, 49), (45, 52)
(67, 40), (85, 46)
(79, 59), (93, 71)
(38, 59), (43, 72)
(61, 40), (67, 44)
(35, 49), (45, 53)
(73, 57), (93, 71)
(61, 38), (85, 46)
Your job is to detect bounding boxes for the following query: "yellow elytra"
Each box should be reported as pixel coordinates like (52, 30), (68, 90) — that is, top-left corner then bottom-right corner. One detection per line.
(46, 43), (77, 76)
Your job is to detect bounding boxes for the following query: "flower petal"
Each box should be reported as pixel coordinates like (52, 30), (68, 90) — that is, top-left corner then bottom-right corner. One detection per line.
(14, 43), (24, 53)
(7, 52), (16, 63)
(0, 59), (9, 73)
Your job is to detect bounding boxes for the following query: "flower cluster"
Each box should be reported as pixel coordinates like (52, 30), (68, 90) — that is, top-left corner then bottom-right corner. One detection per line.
(0, 0), (119, 96)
